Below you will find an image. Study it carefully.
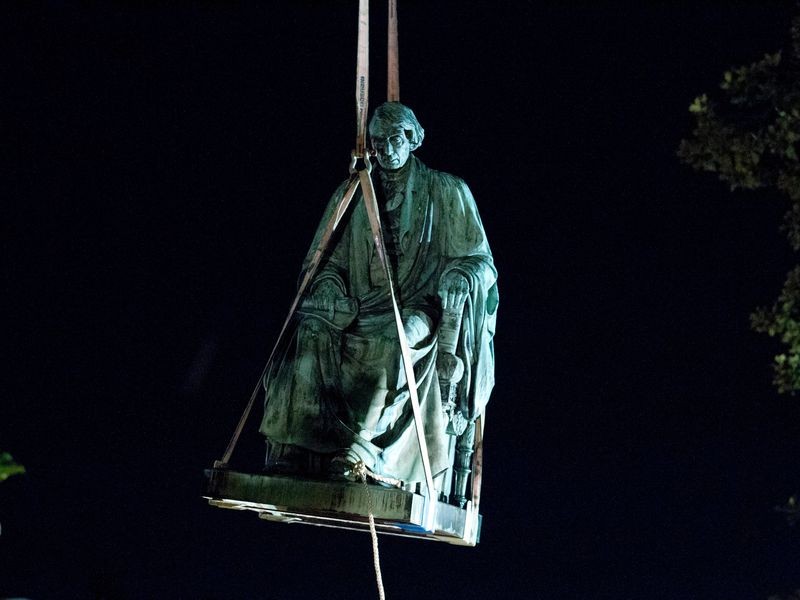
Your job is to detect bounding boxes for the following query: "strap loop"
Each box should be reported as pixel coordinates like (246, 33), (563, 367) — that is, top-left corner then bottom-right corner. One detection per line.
(350, 149), (373, 175)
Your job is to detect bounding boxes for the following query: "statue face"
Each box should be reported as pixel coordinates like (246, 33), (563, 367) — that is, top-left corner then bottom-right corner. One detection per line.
(370, 123), (411, 171)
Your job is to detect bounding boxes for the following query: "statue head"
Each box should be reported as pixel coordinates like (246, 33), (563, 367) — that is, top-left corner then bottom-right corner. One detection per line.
(369, 102), (425, 171)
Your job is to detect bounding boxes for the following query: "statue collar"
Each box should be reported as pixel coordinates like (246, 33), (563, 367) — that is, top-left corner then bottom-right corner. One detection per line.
(378, 155), (418, 211)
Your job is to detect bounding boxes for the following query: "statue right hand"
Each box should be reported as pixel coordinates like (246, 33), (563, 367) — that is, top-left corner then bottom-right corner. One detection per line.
(309, 280), (344, 313)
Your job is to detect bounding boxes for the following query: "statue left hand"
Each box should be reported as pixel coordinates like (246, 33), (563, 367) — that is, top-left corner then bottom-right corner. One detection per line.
(439, 271), (470, 311)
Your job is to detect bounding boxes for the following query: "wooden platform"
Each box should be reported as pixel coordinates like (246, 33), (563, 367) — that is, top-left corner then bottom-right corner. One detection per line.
(204, 468), (481, 546)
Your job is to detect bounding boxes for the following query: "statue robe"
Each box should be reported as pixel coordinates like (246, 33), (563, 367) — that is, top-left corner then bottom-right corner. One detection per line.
(260, 155), (498, 483)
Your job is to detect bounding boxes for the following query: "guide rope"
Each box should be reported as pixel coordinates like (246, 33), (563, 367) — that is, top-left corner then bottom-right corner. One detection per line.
(354, 461), (387, 600)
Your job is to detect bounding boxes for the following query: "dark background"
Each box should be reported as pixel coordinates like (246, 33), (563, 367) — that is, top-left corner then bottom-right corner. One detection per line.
(4, 1), (800, 598)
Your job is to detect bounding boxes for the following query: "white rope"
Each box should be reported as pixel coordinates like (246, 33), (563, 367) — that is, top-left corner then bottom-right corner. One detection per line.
(354, 461), (387, 600)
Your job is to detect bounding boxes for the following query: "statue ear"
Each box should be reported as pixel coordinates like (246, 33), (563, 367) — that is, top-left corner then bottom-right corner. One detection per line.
(407, 128), (424, 151)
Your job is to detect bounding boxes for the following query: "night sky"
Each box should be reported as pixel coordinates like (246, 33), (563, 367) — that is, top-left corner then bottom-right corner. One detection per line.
(4, 2), (800, 598)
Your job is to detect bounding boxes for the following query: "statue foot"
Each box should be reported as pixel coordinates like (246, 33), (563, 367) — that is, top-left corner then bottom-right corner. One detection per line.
(328, 453), (360, 482)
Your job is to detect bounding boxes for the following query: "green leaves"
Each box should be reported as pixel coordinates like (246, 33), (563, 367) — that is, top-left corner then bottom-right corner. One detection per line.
(775, 494), (800, 527)
(752, 267), (800, 394)
(688, 94), (708, 114)
(0, 452), (25, 483)
(676, 97), (766, 190)
(719, 51), (781, 107)
(679, 15), (800, 395)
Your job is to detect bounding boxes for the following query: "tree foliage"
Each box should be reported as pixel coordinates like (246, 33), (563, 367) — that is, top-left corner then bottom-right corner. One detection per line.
(678, 15), (800, 394)
(0, 452), (25, 483)
(776, 494), (800, 526)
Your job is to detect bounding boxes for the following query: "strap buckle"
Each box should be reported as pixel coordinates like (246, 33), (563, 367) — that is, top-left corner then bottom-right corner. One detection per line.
(350, 149), (373, 174)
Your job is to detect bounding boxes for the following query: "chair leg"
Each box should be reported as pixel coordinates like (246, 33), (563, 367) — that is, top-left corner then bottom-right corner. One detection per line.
(438, 432), (457, 503)
(453, 422), (476, 508)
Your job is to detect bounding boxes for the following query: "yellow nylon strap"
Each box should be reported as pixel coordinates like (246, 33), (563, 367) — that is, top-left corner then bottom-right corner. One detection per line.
(219, 176), (361, 465)
(355, 0), (370, 157)
(358, 168), (437, 524)
(387, 0), (399, 102)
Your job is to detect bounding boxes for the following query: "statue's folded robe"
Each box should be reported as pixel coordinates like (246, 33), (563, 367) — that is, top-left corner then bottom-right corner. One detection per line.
(298, 296), (360, 331)
(260, 155), (498, 483)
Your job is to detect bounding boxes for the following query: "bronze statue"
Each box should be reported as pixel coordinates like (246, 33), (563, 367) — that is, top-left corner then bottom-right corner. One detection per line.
(260, 102), (497, 491)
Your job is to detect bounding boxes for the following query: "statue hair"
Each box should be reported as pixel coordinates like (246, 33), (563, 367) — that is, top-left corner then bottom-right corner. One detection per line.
(369, 102), (425, 151)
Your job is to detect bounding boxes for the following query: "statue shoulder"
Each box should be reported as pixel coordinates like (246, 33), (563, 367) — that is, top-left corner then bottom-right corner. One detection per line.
(416, 160), (472, 198)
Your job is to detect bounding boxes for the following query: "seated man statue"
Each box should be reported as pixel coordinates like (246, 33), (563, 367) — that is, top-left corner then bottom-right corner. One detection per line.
(260, 102), (497, 487)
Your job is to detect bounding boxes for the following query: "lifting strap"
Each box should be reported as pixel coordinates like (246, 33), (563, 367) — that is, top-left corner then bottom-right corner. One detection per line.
(352, 0), (437, 525)
(217, 176), (360, 466)
(387, 0), (399, 102)
(471, 413), (484, 510)
(358, 167), (437, 513)
(355, 0), (370, 158)
(217, 1), (437, 533)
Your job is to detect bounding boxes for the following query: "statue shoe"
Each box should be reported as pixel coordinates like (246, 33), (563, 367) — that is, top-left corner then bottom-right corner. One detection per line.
(327, 450), (362, 482)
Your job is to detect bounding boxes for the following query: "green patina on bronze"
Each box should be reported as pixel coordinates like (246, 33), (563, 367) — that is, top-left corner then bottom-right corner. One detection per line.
(259, 103), (497, 492)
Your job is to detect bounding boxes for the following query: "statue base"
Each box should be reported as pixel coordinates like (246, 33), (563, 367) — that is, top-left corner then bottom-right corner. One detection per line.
(203, 467), (481, 546)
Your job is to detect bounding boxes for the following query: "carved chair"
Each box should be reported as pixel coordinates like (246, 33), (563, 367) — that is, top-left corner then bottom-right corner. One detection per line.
(434, 305), (478, 508)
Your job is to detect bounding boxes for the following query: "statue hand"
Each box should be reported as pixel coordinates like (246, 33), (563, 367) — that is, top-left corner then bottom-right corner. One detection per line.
(310, 280), (344, 314)
(439, 271), (469, 311)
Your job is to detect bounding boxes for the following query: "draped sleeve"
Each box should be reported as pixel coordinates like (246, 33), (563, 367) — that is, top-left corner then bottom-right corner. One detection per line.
(435, 173), (498, 420)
